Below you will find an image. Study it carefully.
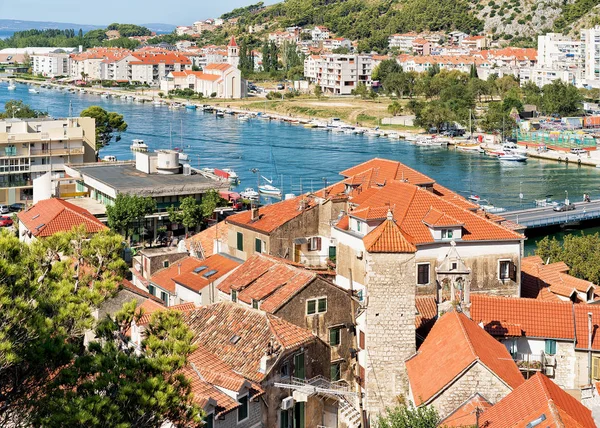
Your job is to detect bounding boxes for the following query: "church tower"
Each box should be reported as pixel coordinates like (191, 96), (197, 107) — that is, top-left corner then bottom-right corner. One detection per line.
(227, 36), (240, 68)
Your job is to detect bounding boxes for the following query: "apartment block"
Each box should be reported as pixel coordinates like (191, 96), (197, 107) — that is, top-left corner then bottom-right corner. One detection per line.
(0, 117), (96, 205)
(32, 52), (71, 77)
(581, 26), (600, 88)
(304, 54), (373, 95)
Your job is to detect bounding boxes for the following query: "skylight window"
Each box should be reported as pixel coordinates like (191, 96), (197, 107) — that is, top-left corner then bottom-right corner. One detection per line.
(203, 269), (218, 278)
(230, 334), (241, 344)
(32, 214), (40, 220)
(193, 266), (207, 274)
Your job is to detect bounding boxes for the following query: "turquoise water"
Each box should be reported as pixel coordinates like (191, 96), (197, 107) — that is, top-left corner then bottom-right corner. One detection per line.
(2, 80), (600, 209)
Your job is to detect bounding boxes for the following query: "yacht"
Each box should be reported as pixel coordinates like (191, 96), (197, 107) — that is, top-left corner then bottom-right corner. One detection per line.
(215, 110), (225, 118)
(498, 151), (527, 162)
(259, 183), (282, 196)
(501, 141), (527, 154)
(130, 139), (149, 152)
(222, 168), (239, 184)
(7, 83), (16, 91)
(240, 188), (259, 200)
(28, 88), (40, 94)
(415, 136), (449, 147)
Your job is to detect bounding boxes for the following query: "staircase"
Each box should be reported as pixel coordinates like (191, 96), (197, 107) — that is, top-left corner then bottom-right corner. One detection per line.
(338, 396), (362, 428)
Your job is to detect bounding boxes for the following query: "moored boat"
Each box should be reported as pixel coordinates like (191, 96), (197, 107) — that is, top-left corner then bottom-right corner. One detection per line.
(130, 139), (149, 152)
(240, 188), (259, 200)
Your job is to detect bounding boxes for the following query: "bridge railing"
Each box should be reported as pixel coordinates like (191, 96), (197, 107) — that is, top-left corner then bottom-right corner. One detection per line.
(507, 208), (600, 228)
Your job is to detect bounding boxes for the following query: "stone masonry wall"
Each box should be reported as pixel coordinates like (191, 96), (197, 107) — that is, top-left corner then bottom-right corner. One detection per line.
(428, 362), (513, 419)
(364, 252), (416, 418)
(554, 341), (577, 390)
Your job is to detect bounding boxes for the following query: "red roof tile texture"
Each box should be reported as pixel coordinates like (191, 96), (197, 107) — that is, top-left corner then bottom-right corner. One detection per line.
(479, 373), (595, 428)
(363, 218), (417, 253)
(441, 394), (492, 427)
(406, 311), (524, 406)
(18, 198), (107, 237)
(185, 221), (229, 257)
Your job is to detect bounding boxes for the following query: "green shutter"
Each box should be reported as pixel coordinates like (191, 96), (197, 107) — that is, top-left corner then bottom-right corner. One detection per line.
(237, 232), (244, 251)
(307, 300), (316, 315)
(294, 401), (305, 428)
(330, 363), (341, 381)
(232, 290), (237, 302)
(328, 246), (336, 259)
(280, 410), (289, 428)
(255, 238), (262, 253)
(330, 327), (340, 346)
(545, 339), (557, 355)
(294, 352), (305, 380)
(237, 395), (248, 421)
(318, 298), (327, 313)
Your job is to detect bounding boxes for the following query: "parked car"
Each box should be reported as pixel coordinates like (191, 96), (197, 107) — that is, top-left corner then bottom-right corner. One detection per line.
(9, 203), (25, 212)
(570, 148), (587, 155)
(0, 216), (13, 227)
(553, 203), (576, 212)
(276, 83), (285, 90)
(0, 205), (9, 214)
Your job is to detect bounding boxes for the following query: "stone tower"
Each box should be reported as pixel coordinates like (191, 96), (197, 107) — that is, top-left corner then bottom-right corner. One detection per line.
(227, 36), (240, 68)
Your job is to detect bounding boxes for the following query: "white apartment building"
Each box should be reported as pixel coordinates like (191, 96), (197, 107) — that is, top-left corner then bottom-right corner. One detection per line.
(538, 33), (583, 69)
(0, 118), (96, 205)
(581, 26), (600, 88)
(388, 33), (418, 52)
(32, 52), (71, 77)
(304, 54), (373, 95)
(519, 67), (577, 88)
(311, 26), (330, 41)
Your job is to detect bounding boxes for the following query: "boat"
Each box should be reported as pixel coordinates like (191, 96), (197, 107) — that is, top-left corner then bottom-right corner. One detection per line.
(479, 202), (507, 214)
(387, 132), (402, 140)
(102, 155), (117, 162)
(28, 88), (40, 94)
(152, 100), (162, 106)
(7, 83), (16, 91)
(100, 93), (109, 99)
(130, 139), (149, 152)
(498, 151), (527, 162)
(259, 181), (282, 196)
(185, 104), (197, 110)
(501, 142), (528, 154)
(215, 110), (225, 118)
(240, 188), (259, 200)
(456, 143), (484, 153)
(365, 129), (383, 138)
(415, 136), (449, 147)
(214, 168), (239, 184)
(468, 195), (481, 202)
(238, 114), (250, 121)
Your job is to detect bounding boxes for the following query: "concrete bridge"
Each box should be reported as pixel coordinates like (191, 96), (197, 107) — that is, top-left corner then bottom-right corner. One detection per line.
(502, 200), (600, 229)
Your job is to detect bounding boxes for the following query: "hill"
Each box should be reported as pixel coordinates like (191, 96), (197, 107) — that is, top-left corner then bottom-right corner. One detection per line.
(0, 19), (175, 37)
(229, 0), (600, 49)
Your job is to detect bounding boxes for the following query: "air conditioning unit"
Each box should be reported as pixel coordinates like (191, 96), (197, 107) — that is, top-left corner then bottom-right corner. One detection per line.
(356, 250), (363, 260)
(544, 366), (555, 377)
(544, 354), (556, 366)
(281, 396), (295, 410)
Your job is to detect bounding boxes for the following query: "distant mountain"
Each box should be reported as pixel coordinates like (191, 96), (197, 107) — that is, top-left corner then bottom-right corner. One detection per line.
(0, 19), (175, 36)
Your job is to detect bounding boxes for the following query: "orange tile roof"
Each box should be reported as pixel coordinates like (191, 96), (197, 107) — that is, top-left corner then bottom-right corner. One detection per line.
(226, 195), (317, 234)
(406, 311), (524, 406)
(422, 207), (464, 227)
(120, 279), (165, 305)
(185, 221), (229, 257)
(441, 393), (492, 427)
(130, 52), (191, 65)
(182, 302), (317, 382)
(204, 63), (233, 71)
(340, 158), (435, 185)
(479, 373), (595, 428)
(172, 254), (240, 293)
(18, 198), (107, 237)
(349, 206), (390, 221)
(573, 305), (600, 351)
(415, 295), (437, 337)
(363, 217), (416, 253)
(470, 295), (574, 340)
(521, 256), (595, 300)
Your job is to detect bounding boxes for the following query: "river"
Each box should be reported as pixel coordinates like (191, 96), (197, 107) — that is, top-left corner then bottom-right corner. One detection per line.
(3, 81), (600, 217)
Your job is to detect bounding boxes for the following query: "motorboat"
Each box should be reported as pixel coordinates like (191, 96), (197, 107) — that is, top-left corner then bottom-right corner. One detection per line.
(240, 188), (259, 200)
(7, 83), (16, 91)
(415, 136), (449, 147)
(215, 110), (225, 118)
(152, 100), (163, 106)
(365, 129), (383, 138)
(185, 104), (197, 110)
(468, 195), (481, 202)
(456, 143), (484, 153)
(479, 203), (507, 214)
(28, 88), (40, 94)
(501, 142), (527, 154)
(259, 183), (282, 196)
(222, 168), (239, 184)
(498, 151), (527, 162)
(387, 132), (401, 140)
(130, 139), (149, 152)
(238, 114), (250, 121)
(100, 93), (109, 99)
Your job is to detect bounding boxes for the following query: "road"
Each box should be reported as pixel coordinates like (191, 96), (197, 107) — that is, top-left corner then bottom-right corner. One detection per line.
(503, 200), (600, 228)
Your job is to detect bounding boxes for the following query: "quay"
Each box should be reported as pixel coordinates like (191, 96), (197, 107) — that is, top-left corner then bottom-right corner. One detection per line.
(503, 200), (600, 228)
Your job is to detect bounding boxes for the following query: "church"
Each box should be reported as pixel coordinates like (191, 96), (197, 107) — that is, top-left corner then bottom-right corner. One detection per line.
(160, 37), (247, 99)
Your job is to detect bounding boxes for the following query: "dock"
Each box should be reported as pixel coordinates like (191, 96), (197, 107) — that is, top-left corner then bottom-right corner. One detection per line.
(503, 201), (600, 228)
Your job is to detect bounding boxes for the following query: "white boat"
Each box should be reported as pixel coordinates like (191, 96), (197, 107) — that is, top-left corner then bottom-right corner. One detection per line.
(130, 139), (149, 152)
(222, 168), (239, 183)
(501, 142), (527, 154)
(152, 100), (163, 106)
(102, 155), (117, 162)
(7, 83), (16, 91)
(240, 188), (259, 200)
(178, 152), (189, 161)
(238, 114), (250, 121)
(331, 127), (345, 134)
(387, 132), (401, 140)
(480, 203), (507, 214)
(415, 137), (449, 147)
(259, 183), (282, 196)
(498, 151), (527, 162)
(456, 143), (484, 153)
(365, 129), (383, 138)
(100, 93), (109, 99)
(28, 88), (39, 94)
(215, 110), (225, 118)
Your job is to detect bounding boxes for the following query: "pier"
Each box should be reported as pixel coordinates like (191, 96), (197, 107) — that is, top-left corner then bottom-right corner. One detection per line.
(503, 201), (600, 228)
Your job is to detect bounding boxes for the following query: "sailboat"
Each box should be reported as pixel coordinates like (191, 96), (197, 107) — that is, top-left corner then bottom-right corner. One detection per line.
(259, 149), (282, 196)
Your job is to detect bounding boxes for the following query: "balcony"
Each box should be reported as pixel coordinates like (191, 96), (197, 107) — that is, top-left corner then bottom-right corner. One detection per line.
(30, 147), (84, 157)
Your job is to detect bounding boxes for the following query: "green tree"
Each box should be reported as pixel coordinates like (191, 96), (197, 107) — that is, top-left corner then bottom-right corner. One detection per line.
(388, 101), (403, 116)
(80, 106), (127, 149)
(106, 194), (156, 241)
(372, 59), (403, 82)
(536, 233), (600, 284)
(414, 100), (454, 132)
(541, 80), (583, 116)
(522, 81), (542, 107)
(0, 100), (46, 119)
(351, 82), (370, 100)
(494, 75), (519, 98)
(314, 84), (323, 99)
(480, 101), (516, 134)
(377, 403), (440, 428)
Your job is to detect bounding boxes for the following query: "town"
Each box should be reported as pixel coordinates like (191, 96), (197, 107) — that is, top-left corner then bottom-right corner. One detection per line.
(2, 1), (600, 427)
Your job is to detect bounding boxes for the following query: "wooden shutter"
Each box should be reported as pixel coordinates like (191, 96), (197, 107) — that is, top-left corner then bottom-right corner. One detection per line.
(509, 261), (517, 281)
(593, 357), (600, 380)
(255, 238), (261, 253)
(316, 237), (322, 251)
(359, 330), (365, 349)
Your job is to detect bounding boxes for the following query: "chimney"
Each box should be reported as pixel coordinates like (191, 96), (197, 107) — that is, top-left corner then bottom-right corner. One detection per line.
(251, 207), (259, 221)
(298, 199), (307, 211)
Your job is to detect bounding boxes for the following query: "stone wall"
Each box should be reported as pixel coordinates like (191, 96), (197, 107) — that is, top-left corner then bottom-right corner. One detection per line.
(428, 362), (513, 419)
(214, 398), (262, 428)
(364, 252), (416, 418)
(337, 242), (367, 286)
(554, 341), (577, 390)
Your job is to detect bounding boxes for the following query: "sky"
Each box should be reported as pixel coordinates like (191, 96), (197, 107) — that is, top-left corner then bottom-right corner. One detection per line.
(0, 0), (278, 26)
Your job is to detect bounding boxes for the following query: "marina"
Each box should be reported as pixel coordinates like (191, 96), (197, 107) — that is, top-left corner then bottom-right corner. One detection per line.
(2, 80), (600, 210)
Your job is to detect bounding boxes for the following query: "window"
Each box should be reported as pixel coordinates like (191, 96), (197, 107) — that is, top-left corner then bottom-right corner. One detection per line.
(237, 395), (249, 422)
(280, 410), (289, 428)
(309, 237), (322, 251)
(330, 362), (341, 381)
(442, 229), (453, 239)
(204, 413), (214, 428)
(328, 246), (336, 260)
(294, 352), (305, 380)
(280, 362), (290, 377)
(255, 238), (262, 253)
(356, 221), (361, 232)
(160, 291), (168, 303)
(499, 260), (516, 281)
(252, 299), (259, 309)
(593, 356), (600, 381)
(162, 260), (169, 268)
(417, 263), (430, 285)
(147, 284), (156, 296)
(545, 339), (557, 355)
(306, 297), (327, 315)
(359, 330), (365, 350)
(451, 262), (458, 270)
(237, 232), (244, 251)
(329, 327), (341, 346)
(231, 290), (237, 302)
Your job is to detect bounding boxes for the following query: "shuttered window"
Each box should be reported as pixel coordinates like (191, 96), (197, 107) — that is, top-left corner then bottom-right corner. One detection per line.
(545, 339), (557, 355)
(237, 232), (243, 251)
(329, 327), (341, 346)
(593, 357), (600, 381)
(255, 238), (262, 253)
(417, 263), (430, 285)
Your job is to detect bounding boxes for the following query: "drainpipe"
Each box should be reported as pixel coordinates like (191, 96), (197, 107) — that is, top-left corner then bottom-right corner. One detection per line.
(589, 312), (593, 385)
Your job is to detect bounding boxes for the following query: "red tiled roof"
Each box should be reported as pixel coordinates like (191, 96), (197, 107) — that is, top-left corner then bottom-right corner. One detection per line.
(171, 70), (221, 81)
(130, 51), (191, 65)
(422, 207), (464, 227)
(340, 158), (435, 185)
(18, 198), (107, 237)
(120, 279), (165, 305)
(182, 302), (317, 382)
(185, 221), (229, 257)
(406, 311), (524, 406)
(227, 36), (237, 47)
(226, 195), (317, 234)
(415, 295), (437, 337)
(479, 373), (595, 428)
(173, 254), (240, 293)
(204, 63), (233, 71)
(441, 393), (492, 427)
(363, 218), (416, 253)
(470, 295), (575, 340)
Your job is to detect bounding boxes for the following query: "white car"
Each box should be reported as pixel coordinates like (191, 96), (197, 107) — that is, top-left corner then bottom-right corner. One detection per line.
(0, 205), (9, 214)
(571, 148), (587, 155)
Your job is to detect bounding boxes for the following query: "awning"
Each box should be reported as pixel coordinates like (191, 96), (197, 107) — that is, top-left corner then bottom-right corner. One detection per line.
(294, 237), (308, 245)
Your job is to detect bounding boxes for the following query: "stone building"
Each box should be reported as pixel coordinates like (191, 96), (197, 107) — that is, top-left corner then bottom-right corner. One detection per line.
(406, 311), (525, 418)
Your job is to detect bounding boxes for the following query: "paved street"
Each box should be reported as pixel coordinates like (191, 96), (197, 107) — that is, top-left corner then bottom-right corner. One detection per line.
(503, 200), (600, 228)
